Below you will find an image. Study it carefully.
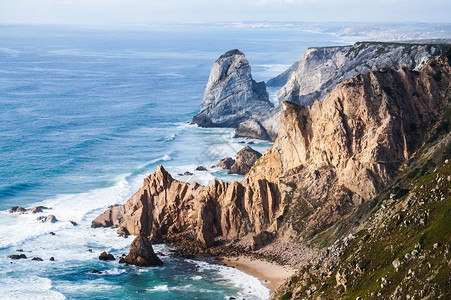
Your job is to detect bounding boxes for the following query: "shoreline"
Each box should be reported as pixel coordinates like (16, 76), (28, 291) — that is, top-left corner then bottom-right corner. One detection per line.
(222, 256), (296, 292)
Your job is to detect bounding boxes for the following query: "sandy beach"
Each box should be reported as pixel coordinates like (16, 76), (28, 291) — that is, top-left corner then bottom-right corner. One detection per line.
(222, 256), (297, 292)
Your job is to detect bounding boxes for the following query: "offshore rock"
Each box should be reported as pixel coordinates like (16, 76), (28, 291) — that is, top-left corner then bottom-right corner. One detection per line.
(235, 119), (271, 140)
(9, 206), (26, 213)
(192, 49), (273, 128)
(99, 251), (115, 261)
(8, 254), (27, 259)
(119, 235), (163, 267)
(9, 206), (51, 214)
(37, 215), (58, 223)
(215, 157), (235, 169)
(228, 146), (262, 175)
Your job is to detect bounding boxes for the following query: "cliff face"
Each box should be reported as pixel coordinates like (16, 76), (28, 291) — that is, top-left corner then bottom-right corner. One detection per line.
(271, 123), (451, 300)
(272, 42), (446, 106)
(192, 49), (273, 128)
(93, 54), (450, 253)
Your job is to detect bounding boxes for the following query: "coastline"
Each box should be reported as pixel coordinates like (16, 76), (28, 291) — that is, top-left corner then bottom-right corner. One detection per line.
(222, 256), (296, 292)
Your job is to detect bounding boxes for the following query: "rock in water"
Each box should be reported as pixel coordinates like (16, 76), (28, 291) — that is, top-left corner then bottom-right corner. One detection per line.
(9, 206), (26, 213)
(215, 157), (235, 169)
(235, 119), (271, 140)
(36, 215), (58, 223)
(192, 49), (273, 128)
(32, 257), (43, 261)
(119, 235), (163, 267)
(117, 226), (130, 238)
(99, 251), (115, 261)
(228, 146), (262, 175)
(8, 254), (27, 259)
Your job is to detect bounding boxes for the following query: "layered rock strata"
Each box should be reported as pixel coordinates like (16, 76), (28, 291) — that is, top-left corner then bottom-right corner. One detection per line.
(271, 41), (447, 106)
(94, 54), (450, 254)
(192, 49), (273, 128)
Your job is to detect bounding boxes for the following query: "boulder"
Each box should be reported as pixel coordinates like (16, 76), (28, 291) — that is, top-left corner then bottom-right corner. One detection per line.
(8, 254), (27, 259)
(235, 119), (271, 140)
(228, 146), (262, 175)
(99, 251), (115, 261)
(37, 215), (58, 223)
(91, 269), (102, 274)
(29, 206), (49, 213)
(9, 206), (26, 213)
(70, 221), (78, 226)
(119, 235), (163, 267)
(32, 257), (43, 261)
(117, 226), (130, 238)
(49, 257), (55, 261)
(195, 166), (208, 171)
(215, 157), (235, 169)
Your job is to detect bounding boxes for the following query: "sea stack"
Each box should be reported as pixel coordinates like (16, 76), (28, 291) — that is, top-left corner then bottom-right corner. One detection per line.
(119, 235), (163, 267)
(192, 49), (273, 128)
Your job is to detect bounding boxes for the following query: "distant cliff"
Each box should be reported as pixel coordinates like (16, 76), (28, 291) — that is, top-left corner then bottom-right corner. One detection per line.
(192, 49), (273, 130)
(268, 42), (447, 106)
(193, 43), (448, 141)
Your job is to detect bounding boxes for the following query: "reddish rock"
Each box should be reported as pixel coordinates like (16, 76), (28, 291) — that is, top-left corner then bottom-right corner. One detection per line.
(228, 146), (262, 175)
(215, 157), (235, 169)
(99, 251), (115, 261)
(119, 235), (163, 267)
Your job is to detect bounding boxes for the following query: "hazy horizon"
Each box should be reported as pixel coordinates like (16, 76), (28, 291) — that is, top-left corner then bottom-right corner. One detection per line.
(1, 0), (450, 25)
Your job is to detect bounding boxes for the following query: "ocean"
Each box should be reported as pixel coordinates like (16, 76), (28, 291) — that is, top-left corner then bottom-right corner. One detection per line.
(0, 24), (346, 299)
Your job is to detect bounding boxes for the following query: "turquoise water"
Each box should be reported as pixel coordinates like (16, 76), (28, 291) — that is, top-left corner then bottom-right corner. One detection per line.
(0, 24), (345, 299)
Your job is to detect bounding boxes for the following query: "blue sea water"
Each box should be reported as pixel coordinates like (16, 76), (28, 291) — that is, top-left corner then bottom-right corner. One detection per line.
(0, 24), (347, 299)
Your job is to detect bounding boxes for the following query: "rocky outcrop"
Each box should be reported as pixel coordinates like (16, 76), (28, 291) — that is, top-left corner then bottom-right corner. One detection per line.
(234, 119), (271, 140)
(99, 251), (115, 261)
(228, 146), (262, 175)
(119, 235), (163, 267)
(8, 254), (27, 259)
(37, 215), (58, 223)
(192, 49), (273, 128)
(9, 206), (50, 214)
(9, 206), (26, 213)
(271, 42), (447, 106)
(92, 164), (281, 246)
(94, 53), (450, 260)
(215, 157), (235, 169)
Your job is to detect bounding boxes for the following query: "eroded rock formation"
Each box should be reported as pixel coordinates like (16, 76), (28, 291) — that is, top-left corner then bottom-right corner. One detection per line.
(192, 49), (273, 128)
(94, 53), (450, 253)
(119, 235), (163, 267)
(228, 146), (262, 175)
(271, 41), (446, 106)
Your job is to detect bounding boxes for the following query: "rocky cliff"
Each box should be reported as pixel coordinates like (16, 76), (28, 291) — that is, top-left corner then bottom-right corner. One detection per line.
(192, 49), (273, 128)
(271, 106), (451, 300)
(94, 53), (451, 257)
(270, 42), (447, 106)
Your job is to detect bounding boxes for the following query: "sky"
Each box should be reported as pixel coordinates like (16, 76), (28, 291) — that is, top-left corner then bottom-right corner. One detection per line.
(0, 0), (450, 25)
